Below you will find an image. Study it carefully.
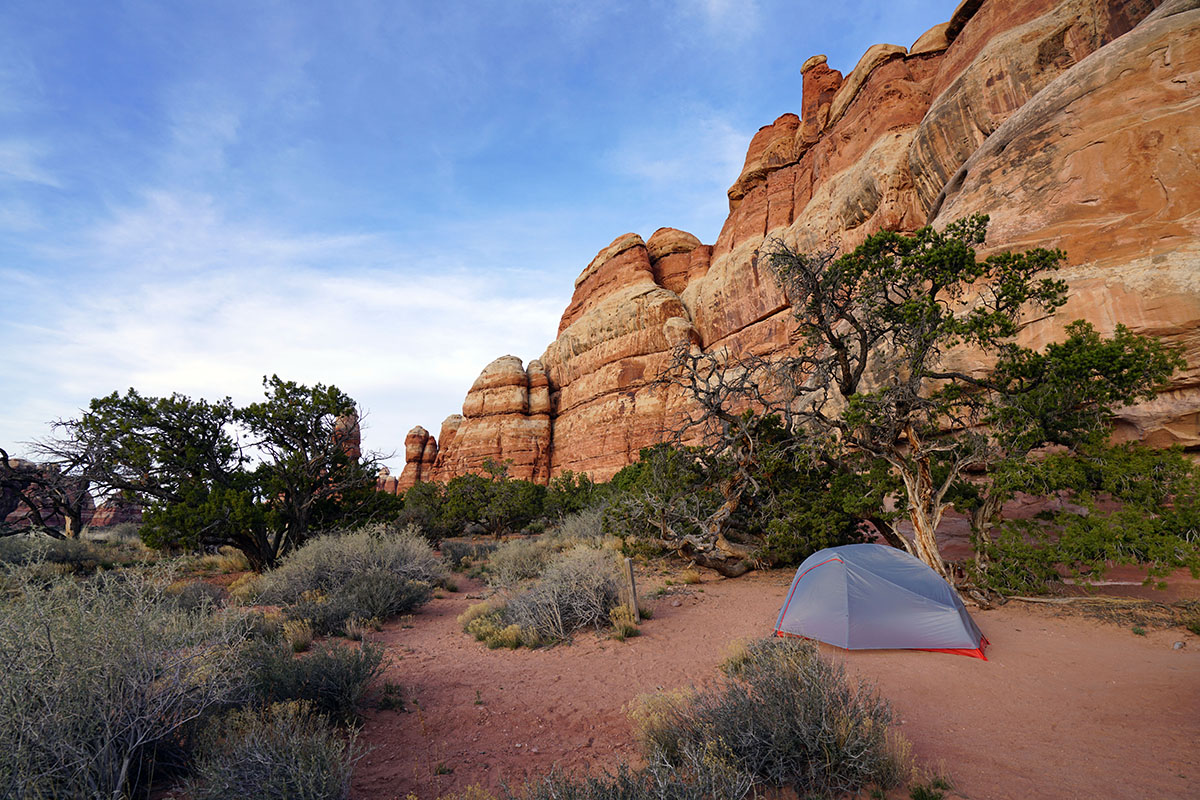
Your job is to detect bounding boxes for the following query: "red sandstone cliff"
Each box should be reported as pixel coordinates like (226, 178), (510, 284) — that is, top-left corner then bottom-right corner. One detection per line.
(399, 0), (1199, 485)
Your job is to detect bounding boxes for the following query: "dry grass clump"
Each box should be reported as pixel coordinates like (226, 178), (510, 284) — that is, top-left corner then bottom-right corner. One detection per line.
(631, 638), (909, 798)
(192, 545), (251, 574)
(186, 700), (358, 800)
(227, 571), (263, 604)
(680, 567), (702, 585)
(610, 605), (640, 641)
(460, 602), (540, 649)
(284, 619), (315, 652)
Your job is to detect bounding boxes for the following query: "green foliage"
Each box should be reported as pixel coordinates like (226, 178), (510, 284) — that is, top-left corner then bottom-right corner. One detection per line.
(187, 701), (357, 800)
(606, 430), (883, 570)
(972, 443), (1200, 594)
(543, 470), (599, 520)
(247, 640), (385, 724)
(720, 215), (1186, 576)
(605, 443), (718, 547)
(42, 376), (390, 570)
(439, 459), (547, 536)
(632, 638), (906, 797)
(398, 478), (449, 540)
(988, 322), (1185, 453)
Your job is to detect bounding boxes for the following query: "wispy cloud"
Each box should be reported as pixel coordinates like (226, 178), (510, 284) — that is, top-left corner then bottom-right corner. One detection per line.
(605, 109), (752, 239)
(0, 139), (59, 187)
(675, 0), (762, 43)
(1, 189), (564, 467)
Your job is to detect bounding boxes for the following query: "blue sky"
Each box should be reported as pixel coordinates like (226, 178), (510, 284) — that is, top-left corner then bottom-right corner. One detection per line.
(1, 0), (952, 470)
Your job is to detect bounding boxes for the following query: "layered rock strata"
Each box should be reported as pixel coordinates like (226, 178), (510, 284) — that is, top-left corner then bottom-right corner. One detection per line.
(397, 0), (1199, 486)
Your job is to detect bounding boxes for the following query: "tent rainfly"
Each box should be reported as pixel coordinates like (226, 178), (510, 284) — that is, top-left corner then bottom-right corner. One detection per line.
(774, 543), (988, 659)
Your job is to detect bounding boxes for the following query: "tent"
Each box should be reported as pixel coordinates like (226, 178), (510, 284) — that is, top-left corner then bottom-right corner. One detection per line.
(774, 543), (988, 659)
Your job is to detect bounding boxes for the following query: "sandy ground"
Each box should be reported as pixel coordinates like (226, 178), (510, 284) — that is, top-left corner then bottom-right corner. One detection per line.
(351, 569), (1200, 800)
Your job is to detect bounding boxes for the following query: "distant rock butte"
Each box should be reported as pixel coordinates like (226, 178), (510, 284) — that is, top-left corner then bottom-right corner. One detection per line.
(394, 0), (1200, 487)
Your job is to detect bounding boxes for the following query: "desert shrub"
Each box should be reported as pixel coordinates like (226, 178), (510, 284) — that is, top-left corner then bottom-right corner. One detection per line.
(487, 536), (563, 589)
(441, 539), (498, 569)
(282, 571), (432, 636)
(247, 640), (385, 724)
(260, 525), (443, 633)
(504, 547), (623, 642)
(86, 520), (143, 544)
(0, 568), (249, 800)
(0, 534), (101, 570)
(167, 579), (226, 613)
(632, 638), (907, 797)
(258, 523), (445, 604)
(343, 568), (432, 619)
(506, 741), (754, 800)
(283, 590), (355, 636)
(187, 701), (357, 800)
(548, 505), (608, 545)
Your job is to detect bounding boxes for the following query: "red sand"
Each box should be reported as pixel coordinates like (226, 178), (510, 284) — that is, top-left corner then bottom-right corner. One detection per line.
(352, 570), (1200, 800)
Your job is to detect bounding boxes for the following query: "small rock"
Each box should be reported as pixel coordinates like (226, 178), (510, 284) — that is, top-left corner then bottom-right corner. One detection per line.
(671, 599), (682, 607)
(1173, 641), (1185, 650)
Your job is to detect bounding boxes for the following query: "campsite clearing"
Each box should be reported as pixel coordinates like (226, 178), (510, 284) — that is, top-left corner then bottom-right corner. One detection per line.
(352, 569), (1199, 800)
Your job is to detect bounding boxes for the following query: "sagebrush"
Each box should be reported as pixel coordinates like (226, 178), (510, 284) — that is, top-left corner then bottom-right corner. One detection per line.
(187, 701), (358, 800)
(0, 568), (249, 799)
(632, 638), (909, 797)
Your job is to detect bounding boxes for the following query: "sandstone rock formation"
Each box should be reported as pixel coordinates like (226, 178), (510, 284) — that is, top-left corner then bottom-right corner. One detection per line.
(394, 426), (438, 492)
(88, 498), (142, 528)
(399, 0), (1199, 486)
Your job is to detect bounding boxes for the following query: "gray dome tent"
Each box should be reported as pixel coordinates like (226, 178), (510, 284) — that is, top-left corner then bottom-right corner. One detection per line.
(774, 543), (988, 659)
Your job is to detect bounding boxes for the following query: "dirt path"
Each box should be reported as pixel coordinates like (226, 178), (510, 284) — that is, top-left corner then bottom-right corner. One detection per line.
(351, 570), (1200, 800)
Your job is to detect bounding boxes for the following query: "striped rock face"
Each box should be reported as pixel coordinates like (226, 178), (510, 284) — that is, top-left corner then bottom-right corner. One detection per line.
(399, 0), (1200, 486)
